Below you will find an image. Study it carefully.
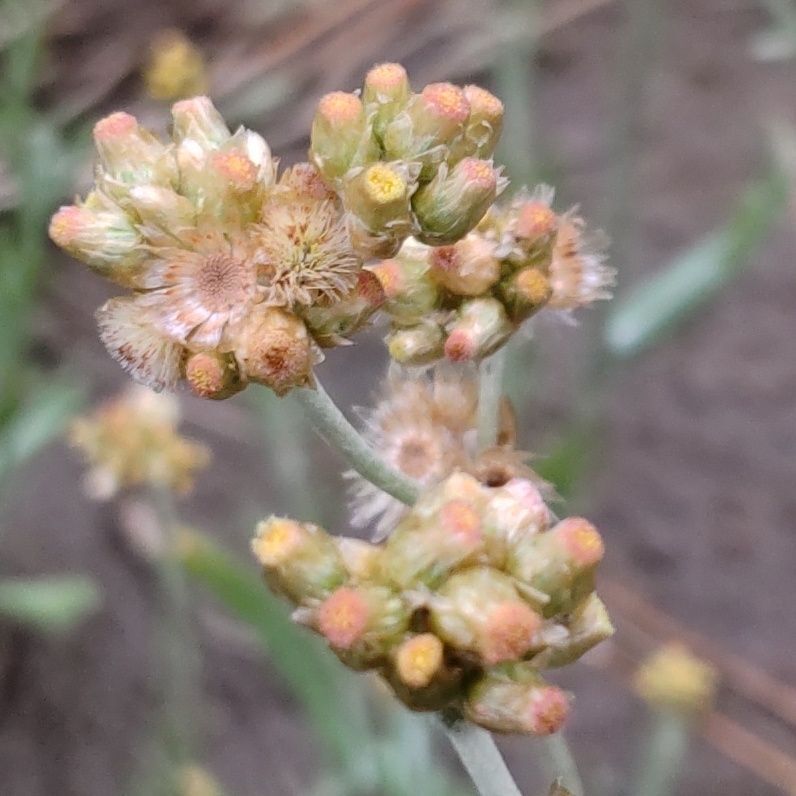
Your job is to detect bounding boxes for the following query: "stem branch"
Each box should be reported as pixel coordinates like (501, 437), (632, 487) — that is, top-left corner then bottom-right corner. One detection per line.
(477, 349), (508, 450)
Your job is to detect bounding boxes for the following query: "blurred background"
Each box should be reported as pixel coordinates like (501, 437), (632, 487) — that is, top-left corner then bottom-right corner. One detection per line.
(1, 0), (795, 794)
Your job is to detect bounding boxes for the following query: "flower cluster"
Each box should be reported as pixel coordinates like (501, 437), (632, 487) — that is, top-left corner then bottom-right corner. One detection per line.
(49, 97), (384, 397)
(251, 471), (612, 735)
(347, 366), (541, 538)
(369, 186), (614, 366)
(69, 385), (210, 499)
(310, 63), (507, 257)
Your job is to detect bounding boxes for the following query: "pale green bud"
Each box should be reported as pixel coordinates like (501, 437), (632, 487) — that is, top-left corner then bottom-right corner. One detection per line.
(444, 297), (513, 362)
(368, 246), (441, 324)
(171, 95), (230, 149)
(343, 162), (414, 238)
(363, 62), (411, 140)
(531, 594), (614, 668)
(127, 185), (196, 242)
(508, 517), (605, 616)
(464, 665), (570, 735)
(498, 266), (553, 323)
(49, 193), (146, 286)
(252, 516), (346, 603)
(315, 584), (410, 669)
(428, 235), (501, 296)
(428, 567), (542, 666)
(386, 321), (445, 365)
(412, 158), (504, 245)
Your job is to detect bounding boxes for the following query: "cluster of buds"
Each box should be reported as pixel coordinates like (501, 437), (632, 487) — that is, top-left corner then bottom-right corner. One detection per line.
(251, 471), (612, 735)
(309, 63), (508, 258)
(69, 385), (210, 499)
(49, 97), (384, 397)
(369, 186), (614, 366)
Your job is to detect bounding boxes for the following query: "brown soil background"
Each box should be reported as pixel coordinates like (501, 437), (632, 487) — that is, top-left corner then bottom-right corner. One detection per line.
(1, 1), (795, 794)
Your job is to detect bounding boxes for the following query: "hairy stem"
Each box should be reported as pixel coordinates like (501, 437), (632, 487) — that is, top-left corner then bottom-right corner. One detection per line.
(440, 713), (522, 796)
(295, 379), (420, 506)
(633, 710), (690, 796)
(477, 348), (508, 450)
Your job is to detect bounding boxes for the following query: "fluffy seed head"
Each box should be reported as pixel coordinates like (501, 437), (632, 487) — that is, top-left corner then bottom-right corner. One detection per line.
(395, 633), (444, 688)
(318, 587), (370, 649)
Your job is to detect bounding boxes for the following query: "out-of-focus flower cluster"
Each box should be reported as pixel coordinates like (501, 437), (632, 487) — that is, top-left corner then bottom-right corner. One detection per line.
(49, 97), (385, 397)
(369, 186), (614, 367)
(143, 30), (208, 102)
(252, 471), (612, 735)
(634, 643), (717, 718)
(347, 366), (541, 538)
(69, 385), (209, 499)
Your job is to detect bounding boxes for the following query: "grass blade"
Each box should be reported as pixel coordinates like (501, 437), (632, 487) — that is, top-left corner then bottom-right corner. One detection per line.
(0, 575), (100, 632)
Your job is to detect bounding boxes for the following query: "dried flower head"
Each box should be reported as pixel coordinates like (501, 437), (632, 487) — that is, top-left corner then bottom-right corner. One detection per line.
(69, 385), (210, 499)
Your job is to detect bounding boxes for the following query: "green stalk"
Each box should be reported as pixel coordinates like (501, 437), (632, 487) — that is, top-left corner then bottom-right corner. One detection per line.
(477, 349), (508, 451)
(295, 379), (420, 506)
(632, 710), (691, 796)
(539, 733), (585, 796)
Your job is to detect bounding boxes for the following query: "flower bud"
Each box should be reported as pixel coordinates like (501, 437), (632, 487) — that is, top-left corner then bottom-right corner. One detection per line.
(429, 567), (542, 665)
(343, 162), (414, 237)
(481, 478), (550, 568)
(394, 633), (444, 689)
(412, 158), (504, 245)
(49, 194), (146, 286)
(316, 585), (409, 668)
(498, 266), (552, 322)
(383, 82), (470, 172)
(444, 297), (512, 362)
(514, 197), (558, 249)
(634, 643), (717, 716)
(252, 517), (346, 602)
(381, 495), (486, 589)
(302, 269), (385, 347)
(171, 96), (230, 149)
(234, 308), (313, 395)
(310, 92), (374, 182)
(334, 537), (383, 582)
(508, 517), (605, 616)
(363, 62), (411, 139)
(93, 112), (178, 195)
(184, 351), (244, 400)
(449, 85), (504, 162)
(128, 185), (196, 242)
(532, 594), (614, 668)
(428, 235), (501, 296)
(386, 321), (445, 365)
(368, 250), (440, 324)
(465, 667), (570, 735)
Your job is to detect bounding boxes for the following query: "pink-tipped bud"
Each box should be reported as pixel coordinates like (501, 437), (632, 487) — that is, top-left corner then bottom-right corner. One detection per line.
(318, 587), (370, 649)
(429, 235), (501, 296)
(49, 196), (145, 285)
(464, 667), (570, 735)
(368, 250), (440, 324)
(302, 269), (385, 347)
(386, 321), (445, 365)
(515, 200), (557, 243)
(482, 600), (542, 665)
(171, 96), (230, 148)
(555, 517), (605, 568)
(252, 516), (346, 602)
(184, 351), (243, 400)
(413, 158), (504, 245)
(310, 92), (372, 182)
(394, 633), (444, 688)
(459, 85), (504, 160)
(209, 150), (258, 192)
(439, 499), (483, 547)
(235, 308), (313, 396)
(444, 297), (513, 362)
(363, 62), (411, 137)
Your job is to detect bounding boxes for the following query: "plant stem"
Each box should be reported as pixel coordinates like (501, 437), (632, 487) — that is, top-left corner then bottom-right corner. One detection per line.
(539, 733), (585, 796)
(633, 710), (690, 796)
(440, 713), (522, 796)
(295, 378), (420, 506)
(477, 349), (508, 450)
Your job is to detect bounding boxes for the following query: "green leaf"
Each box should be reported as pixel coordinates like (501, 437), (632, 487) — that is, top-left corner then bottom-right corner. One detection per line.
(0, 575), (100, 632)
(0, 382), (83, 481)
(180, 532), (378, 786)
(535, 423), (598, 501)
(604, 168), (788, 360)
